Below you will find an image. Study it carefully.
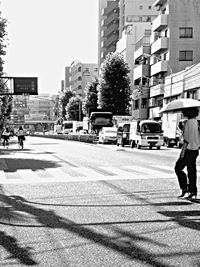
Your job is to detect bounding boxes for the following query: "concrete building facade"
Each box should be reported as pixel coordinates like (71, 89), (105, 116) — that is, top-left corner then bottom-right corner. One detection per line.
(68, 61), (98, 98)
(116, 0), (158, 118)
(132, 0), (200, 120)
(98, 0), (119, 69)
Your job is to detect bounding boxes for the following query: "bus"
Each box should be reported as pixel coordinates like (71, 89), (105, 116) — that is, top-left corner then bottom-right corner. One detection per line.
(89, 109), (113, 134)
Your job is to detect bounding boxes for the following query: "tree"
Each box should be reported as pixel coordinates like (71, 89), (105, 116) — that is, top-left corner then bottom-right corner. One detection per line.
(65, 96), (83, 121)
(0, 16), (13, 132)
(60, 90), (74, 119)
(98, 52), (131, 115)
(82, 77), (99, 116)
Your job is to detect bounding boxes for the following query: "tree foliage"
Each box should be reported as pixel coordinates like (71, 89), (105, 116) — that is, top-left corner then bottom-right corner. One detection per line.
(98, 52), (131, 115)
(0, 16), (13, 131)
(65, 96), (83, 121)
(82, 77), (99, 116)
(60, 90), (74, 119)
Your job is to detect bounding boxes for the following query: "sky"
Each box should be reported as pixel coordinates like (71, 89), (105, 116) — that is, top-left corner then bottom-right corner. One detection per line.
(0, 0), (99, 95)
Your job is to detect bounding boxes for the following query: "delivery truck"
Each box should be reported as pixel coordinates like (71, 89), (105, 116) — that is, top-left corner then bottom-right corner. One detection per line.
(129, 120), (164, 149)
(162, 113), (182, 147)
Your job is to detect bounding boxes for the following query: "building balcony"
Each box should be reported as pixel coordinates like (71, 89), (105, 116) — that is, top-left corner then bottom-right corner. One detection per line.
(150, 83), (164, 97)
(102, 8), (106, 16)
(151, 61), (168, 76)
(105, 34), (118, 48)
(151, 37), (168, 54)
(104, 23), (119, 37)
(153, 0), (167, 8)
(134, 46), (151, 62)
(104, 3), (119, 16)
(104, 13), (119, 27)
(152, 14), (168, 32)
(107, 44), (116, 53)
(133, 65), (150, 81)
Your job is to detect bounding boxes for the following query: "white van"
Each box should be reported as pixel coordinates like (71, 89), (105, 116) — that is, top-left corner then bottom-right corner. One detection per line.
(129, 120), (164, 149)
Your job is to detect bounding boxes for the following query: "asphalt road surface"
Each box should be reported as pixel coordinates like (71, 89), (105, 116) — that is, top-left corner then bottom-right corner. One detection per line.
(0, 136), (200, 267)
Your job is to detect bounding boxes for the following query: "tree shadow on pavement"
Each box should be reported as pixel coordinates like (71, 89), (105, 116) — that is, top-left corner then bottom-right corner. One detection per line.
(0, 231), (37, 265)
(2, 158), (60, 172)
(0, 193), (171, 267)
(159, 210), (200, 231)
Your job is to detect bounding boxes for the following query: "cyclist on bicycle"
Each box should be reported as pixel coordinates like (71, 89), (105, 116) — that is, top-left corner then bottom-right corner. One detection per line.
(17, 126), (26, 148)
(1, 127), (10, 148)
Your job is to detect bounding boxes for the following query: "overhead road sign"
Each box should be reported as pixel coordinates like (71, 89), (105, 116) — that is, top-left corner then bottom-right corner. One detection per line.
(0, 77), (38, 95)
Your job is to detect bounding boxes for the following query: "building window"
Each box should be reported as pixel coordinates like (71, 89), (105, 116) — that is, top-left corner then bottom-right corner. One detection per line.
(141, 98), (147, 108)
(78, 85), (82, 90)
(134, 99), (139, 109)
(78, 67), (81, 72)
(148, 6), (152, 9)
(78, 76), (82, 81)
(179, 27), (193, 38)
(179, 50), (193, 61)
(139, 5), (143, 9)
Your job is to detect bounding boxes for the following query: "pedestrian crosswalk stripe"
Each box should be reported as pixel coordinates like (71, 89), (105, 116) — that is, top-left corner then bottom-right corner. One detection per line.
(47, 168), (71, 179)
(34, 169), (54, 178)
(60, 166), (87, 177)
(0, 164), (177, 184)
(100, 166), (136, 179)
(123, 165), (175, 178)
(0, 170), (6, 179)
(76, 167), (109, 179)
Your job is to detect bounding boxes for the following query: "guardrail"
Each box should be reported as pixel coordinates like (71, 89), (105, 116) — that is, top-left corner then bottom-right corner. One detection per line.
(31, 133), (97, 144)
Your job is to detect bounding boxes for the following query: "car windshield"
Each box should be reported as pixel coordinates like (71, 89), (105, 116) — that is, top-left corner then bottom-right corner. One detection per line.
(64, 123), (73, 129)
(141, 123), (162, 133)
(93, 117), (113, 126)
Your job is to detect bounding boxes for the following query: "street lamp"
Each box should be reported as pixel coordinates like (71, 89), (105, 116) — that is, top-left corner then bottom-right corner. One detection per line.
(143, 53), (173, 100)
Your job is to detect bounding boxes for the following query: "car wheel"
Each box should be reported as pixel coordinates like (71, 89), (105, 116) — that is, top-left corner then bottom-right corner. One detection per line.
(157, 146), (161, 150)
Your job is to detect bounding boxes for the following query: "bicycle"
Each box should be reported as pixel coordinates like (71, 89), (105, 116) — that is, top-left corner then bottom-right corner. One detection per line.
(18, 138), (24, 149)
(3, 138), (9, 149)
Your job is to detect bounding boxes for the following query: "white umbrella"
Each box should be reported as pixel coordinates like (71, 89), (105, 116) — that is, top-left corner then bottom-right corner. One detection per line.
(159, 98), (200, 113)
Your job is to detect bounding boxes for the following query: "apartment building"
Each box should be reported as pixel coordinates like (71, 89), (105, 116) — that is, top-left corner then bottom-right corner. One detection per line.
(98, 0), (119, 69)
(68, 61), (98, 98)
(116, 0), (158, 118)
(133, 0), (200, 120)
(119, 0), (158, 39)
(24, 94), (59, 121)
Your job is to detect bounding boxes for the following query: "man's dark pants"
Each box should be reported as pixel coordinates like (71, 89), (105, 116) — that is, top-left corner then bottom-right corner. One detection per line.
(175, 149), (199, 193)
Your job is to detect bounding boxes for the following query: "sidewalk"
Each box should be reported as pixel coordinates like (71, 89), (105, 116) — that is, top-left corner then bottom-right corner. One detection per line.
(0, 176), (200, 267)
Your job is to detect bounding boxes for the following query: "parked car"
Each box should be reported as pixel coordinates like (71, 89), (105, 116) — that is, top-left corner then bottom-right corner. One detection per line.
(116, 123), (131, 147)
(98, 127), (117, 144)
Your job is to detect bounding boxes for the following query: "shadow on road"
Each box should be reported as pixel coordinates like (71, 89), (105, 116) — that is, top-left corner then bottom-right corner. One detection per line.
(1, 189), (199, 267)
(0, 230), (37, 265)
(2, 158), (60, 172)
(0, 192), (172, 267)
